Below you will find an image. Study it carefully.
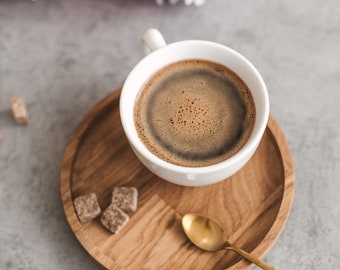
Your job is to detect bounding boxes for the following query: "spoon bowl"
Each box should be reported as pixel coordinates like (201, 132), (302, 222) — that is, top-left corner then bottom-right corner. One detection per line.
(182, 213), (228, 251)
(182, 213), (275, 270)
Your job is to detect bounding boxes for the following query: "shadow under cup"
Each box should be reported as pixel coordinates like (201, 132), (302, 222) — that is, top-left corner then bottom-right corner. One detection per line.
(120, 40), (269, 186)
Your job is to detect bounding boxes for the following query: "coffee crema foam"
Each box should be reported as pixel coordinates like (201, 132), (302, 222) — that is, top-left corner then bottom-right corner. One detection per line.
(134, 59), (256, 167)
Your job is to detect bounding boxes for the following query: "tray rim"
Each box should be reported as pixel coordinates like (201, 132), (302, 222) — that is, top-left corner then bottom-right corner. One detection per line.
(60, 89), (295, 269)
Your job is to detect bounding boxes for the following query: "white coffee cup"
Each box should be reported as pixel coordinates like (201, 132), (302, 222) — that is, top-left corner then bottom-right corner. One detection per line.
(120, 28), (269, 186)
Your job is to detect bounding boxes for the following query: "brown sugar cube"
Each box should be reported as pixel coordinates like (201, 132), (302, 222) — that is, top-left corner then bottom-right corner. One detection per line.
(11, 98), (29, 125)
(73, 193), (101, 223)
(100, 204), (129, 234)
(111, 187), (138, 212)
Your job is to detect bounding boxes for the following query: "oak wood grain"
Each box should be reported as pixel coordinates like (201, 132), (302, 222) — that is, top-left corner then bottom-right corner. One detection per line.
(60, 89), (295, 270)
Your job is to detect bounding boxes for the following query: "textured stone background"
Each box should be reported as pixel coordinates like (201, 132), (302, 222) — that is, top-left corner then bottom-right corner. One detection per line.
(0, 0), (339, 269)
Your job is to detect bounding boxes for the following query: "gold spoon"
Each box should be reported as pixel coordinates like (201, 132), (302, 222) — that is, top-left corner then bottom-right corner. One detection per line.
(182, 213), (275, 270)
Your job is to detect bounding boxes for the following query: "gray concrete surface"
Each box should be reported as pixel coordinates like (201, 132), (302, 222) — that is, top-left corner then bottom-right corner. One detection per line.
(1, 0), (340, 269)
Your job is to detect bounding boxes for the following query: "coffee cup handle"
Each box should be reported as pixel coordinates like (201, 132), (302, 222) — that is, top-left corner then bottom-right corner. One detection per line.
(142, 28), (166, 55)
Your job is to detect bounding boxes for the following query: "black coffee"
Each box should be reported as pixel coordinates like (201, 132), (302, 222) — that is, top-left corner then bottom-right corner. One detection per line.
(134, 59), (256, 167)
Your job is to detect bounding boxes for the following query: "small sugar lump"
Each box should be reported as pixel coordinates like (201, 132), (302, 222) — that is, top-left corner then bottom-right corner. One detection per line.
(73, 193), (101, 223)
(11, 97), (29, 125)
(100, 204), (130, 234)
(111, 186), (138, 212)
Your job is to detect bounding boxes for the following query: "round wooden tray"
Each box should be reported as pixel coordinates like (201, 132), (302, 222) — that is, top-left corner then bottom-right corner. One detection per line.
(60, 89), (294, 270)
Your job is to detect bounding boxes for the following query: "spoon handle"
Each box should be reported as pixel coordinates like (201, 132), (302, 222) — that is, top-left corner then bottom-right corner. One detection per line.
(224, 246), (275, 270)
